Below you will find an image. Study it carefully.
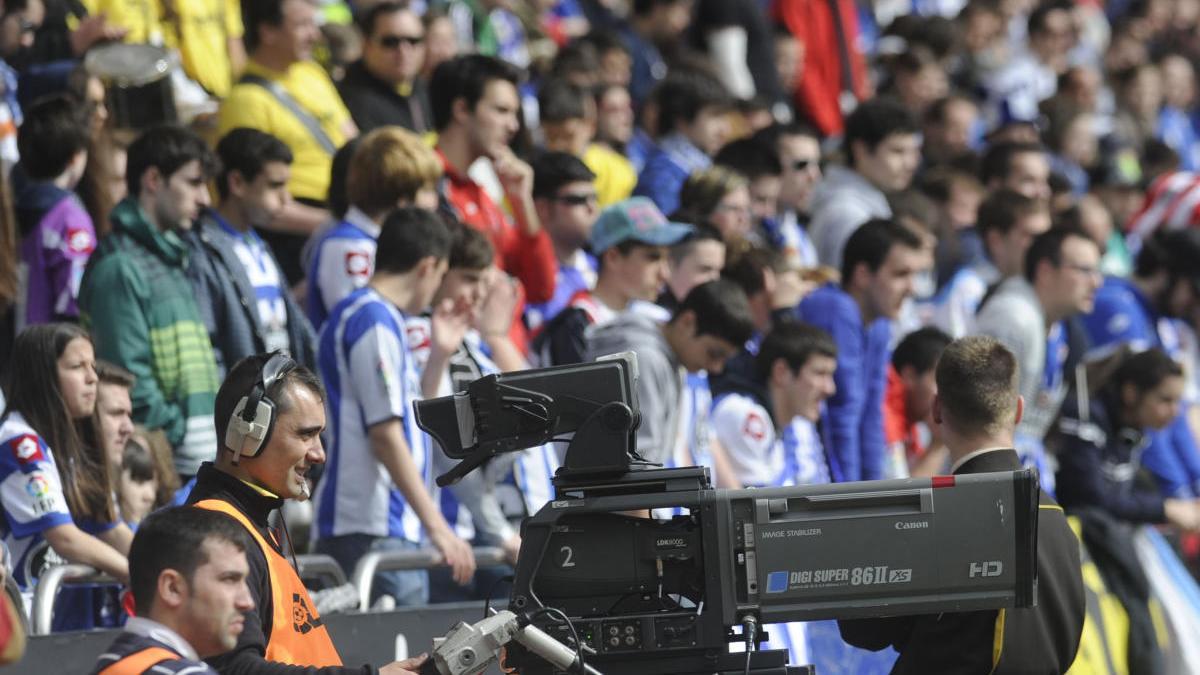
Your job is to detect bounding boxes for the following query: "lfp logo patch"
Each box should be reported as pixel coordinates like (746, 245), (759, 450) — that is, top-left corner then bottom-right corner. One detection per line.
(766, 571), (789, 594)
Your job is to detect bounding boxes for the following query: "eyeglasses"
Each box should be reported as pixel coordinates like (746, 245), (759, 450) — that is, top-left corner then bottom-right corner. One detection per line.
(554, 192), (598, 207)
(377, 34), (424, 49)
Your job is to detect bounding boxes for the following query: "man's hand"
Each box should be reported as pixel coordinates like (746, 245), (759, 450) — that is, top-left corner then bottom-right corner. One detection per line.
(475, 268), (518, 338)
(1164, 498), (1200, 532)
(501, 532), (521, 566)
(70, 14), (128, 56)
(431, 527), (477, 585)
(430, 297), (471, 360)
(380, 652), (429, 674)
(493, 148), (535, 203)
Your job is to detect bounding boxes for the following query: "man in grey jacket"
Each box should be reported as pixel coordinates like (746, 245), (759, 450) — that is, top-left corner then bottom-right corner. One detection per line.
(809, 98), (921, 270)
(974, 226), (1101, 493)
(185, 128), (317, 376)
(586, 279), (755, 465)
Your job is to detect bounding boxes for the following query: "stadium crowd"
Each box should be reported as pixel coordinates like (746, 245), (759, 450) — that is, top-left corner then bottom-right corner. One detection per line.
(0, 0), (1199, 671)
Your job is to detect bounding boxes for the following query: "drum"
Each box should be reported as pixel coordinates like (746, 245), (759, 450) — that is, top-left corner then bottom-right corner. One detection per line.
(84, 43), (178, 130)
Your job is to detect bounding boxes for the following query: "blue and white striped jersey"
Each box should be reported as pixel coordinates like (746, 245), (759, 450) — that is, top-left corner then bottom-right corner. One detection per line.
(314, 287), (429, 543)
(0, 412), (74, 589)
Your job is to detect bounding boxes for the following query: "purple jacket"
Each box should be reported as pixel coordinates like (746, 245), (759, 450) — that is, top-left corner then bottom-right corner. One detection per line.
(17, 184), (94, 326)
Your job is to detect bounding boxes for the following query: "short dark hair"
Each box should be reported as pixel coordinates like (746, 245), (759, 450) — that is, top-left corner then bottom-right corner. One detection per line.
(755, 322), (837, 381)
(892, 327), (952, 373)
(355, 0), (409, 37)
(655, 69), (732, 137)
(844, 98), (919, 168)
(538, 79), (589, 124)
(328, 137), (362, 219)
(430, 55), (522, 132)
(840, 218), (924, 284)
(935, 336), (1019, 436)
(923, 94), (977, 127)
(129, 506), (250, 616)
(577, 29), (629, 57)
(17, 94), (90, 181)
(215, 128), (294, 200)
(96, 360), (136, 389)
(126, 125), (218, 198)
(214, 353), (326, 452)
(1111, 348), (1184, 401)
(532, 151), (596, 199)
(632, 0), (688, 17)
(448, 221), (494, 270)
(243, 0), (287, 53)
(672, 279), (755, 347)
(669, 222), (723, 265)
(1023, 225), (1091, 284)
(549, 41), (600, 81)
(976, 189), (1043, 238)
(980, 141), (1045, 186)
(723, 246), (782, 297)
(1028, 0), (1071, 37)
(1134, 228), (1200, 287)
(374, 207), (453, 274)
(714, 138), (782, 181)
(754, 120), (822, 148)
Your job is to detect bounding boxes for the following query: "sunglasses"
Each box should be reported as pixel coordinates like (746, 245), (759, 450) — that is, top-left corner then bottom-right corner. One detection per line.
(555, 192), (598, 207)
(377, 34), (424, 48)
(791, 159), (816, 172)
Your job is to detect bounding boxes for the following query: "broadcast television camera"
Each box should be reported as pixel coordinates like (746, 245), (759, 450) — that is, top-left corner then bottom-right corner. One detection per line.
(415, 353), (1039, 675)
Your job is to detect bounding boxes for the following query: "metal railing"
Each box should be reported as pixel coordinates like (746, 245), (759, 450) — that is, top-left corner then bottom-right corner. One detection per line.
(31, 565), (115, 636)
(295, 554), (349, 587)
(352, 547), (508, 611)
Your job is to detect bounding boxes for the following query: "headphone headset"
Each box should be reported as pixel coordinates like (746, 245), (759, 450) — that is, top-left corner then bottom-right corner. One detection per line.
(224, 352), (297, 465)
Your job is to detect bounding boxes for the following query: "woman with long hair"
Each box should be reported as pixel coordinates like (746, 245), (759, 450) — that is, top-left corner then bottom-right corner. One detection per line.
(0, 323), (129, 590)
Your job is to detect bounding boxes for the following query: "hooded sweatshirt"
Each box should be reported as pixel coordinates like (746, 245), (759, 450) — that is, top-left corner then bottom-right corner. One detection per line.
(585, 311), (684, 466)
(808, 164), (891, 270)
(15, 181), (94, 326)
(80, 198), (220, 476)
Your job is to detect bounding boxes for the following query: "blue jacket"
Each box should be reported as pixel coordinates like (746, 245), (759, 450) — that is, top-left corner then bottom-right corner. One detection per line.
(1081, 275), (1200, 497)
(797, 284), (890, 482)
(634, 134), (710, 217)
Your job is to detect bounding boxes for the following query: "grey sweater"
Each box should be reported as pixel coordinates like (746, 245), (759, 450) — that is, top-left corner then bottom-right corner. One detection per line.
(585, 312), (685, 466)
(808, 164), (891, 270)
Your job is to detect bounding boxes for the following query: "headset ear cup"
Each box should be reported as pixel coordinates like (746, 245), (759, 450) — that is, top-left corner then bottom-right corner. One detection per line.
(243, 398), (278, 459)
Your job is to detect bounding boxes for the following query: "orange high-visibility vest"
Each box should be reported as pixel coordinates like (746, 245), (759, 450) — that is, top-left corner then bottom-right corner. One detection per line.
(194, 499), (341, 667)
(98, 646), (181, 675)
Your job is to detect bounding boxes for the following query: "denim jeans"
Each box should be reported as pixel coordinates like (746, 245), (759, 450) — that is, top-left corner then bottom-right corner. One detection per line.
(316, 534), (429, 607)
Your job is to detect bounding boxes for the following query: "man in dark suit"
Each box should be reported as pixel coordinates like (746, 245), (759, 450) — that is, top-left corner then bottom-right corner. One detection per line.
(840, 335), (1085, 674)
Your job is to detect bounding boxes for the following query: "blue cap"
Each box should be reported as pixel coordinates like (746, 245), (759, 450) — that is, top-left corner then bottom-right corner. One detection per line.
(589, 197), (695, 254)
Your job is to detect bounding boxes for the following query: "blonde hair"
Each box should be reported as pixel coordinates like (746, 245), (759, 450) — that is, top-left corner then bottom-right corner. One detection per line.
(347, 126), (443, 216)
(678, 165), (749, 220)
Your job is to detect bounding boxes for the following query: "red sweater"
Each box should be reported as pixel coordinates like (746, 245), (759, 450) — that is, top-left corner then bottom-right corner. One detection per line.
(436, 151), (557, 304)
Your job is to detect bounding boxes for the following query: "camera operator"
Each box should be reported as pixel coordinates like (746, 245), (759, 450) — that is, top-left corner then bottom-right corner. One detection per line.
(186, 353), (427, 674)
(839, 336), (1084, 673)
(91, 507), (253, 674)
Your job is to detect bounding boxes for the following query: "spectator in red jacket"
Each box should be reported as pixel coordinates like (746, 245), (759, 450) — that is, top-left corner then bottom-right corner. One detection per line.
(430, 55), (557, 308)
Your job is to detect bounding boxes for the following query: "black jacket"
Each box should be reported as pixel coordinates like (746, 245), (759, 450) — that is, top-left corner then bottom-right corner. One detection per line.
(184, 211), (318, 377)
(840, 449), (1085, 674)
(336, 61), (432, 135)
(186, 464), (373, 675)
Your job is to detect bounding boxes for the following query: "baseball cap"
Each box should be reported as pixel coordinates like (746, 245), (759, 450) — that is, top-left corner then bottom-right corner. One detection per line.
(589, 197), (695, 255)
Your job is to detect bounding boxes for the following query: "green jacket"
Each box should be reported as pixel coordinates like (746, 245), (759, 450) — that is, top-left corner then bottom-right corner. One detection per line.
(80, 199), (220, 476)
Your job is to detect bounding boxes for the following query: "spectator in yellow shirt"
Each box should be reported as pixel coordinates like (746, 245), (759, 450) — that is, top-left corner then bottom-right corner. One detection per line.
(80, 0), (163, 45)
(217, 0), (358, 284)
(161, 0), (246, 98)
(539, 79), (635, 207)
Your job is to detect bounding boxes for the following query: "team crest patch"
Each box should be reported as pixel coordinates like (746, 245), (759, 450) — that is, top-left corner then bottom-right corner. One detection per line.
(65, 226), (94, 254)
(743, 411), (766, 443)
(292, 593), (324, 634)
(345, 251), (371, 279)
(11, 435), (43, 465)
